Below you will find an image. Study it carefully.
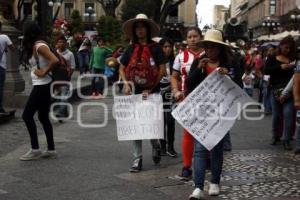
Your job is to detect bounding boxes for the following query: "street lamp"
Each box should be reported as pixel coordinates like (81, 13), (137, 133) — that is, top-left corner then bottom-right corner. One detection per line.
(262, 17), (280, 38)
(290, 14), (300, 30)
(48, 0), (62, 7)
(84, 6), (94, 30)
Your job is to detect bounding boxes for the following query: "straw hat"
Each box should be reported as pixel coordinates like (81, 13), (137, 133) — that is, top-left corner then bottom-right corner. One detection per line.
(198, 29), (229, 47)
(105, 57), (119, 68)
(122, 13), (160, 39)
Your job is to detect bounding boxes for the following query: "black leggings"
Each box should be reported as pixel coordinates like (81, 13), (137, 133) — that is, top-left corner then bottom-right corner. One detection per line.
(22, 83), (55, 150)
(160, 90), (175, 147)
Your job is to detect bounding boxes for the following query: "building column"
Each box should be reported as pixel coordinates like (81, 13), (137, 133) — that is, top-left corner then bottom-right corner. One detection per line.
(0, 1), (25, 107)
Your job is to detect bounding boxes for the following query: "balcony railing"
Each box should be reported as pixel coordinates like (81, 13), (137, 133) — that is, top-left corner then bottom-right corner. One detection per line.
(82, 14), (97, 22)
(166, 16), (184, 24)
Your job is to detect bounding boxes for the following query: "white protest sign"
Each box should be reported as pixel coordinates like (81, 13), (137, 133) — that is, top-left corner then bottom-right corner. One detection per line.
(114, 93), (164, 141)
(172, 70), (254, 150)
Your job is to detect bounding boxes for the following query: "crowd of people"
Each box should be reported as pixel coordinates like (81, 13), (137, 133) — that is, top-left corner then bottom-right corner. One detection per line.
(0, 12), (300, 199)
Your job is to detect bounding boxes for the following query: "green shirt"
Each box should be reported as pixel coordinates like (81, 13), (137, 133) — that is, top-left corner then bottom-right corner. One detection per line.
(89, 46), (112, 69)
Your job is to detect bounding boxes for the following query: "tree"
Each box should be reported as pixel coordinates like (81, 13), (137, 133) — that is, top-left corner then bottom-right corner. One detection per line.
(95, 0), (121, 17)
(70, 10), (84, 34)
(121, 0), (186, 29)
(96, 16), (122, 45)
(121, 0), (155, 22)
(155, 0), (186, 28)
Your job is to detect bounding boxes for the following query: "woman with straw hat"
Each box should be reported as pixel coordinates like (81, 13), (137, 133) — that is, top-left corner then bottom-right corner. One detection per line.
(119, 14), (166, 172)
(186, 29), (239, 199)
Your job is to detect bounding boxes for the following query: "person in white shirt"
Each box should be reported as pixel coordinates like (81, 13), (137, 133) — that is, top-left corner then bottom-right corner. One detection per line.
(0, 21), (15, 114)
(55, 35), (75, 118)
(242, 68), (255, 97)
(20, 21), (59, 161)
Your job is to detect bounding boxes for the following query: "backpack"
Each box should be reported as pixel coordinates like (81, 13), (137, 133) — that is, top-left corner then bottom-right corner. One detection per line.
(35, 42), (71, 81)
(124, 44), (159, 89)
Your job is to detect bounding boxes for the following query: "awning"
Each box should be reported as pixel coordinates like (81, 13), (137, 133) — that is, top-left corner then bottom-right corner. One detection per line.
(257, 30), (300, 41)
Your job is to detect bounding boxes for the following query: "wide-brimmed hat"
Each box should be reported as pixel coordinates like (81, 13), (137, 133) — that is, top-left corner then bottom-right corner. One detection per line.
(105, 57), (119, 68)
(122, 13), (160, 39)
(198, 29), (229, 47)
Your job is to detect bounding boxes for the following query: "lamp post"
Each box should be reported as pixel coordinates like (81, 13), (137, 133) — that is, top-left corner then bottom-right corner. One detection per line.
(84, 6), (94, 30)
(262, 17), (280, 38)
(290, 14), (300, 30)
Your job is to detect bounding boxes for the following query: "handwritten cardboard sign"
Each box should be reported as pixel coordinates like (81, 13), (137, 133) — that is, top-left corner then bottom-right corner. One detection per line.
(114, 94), (164, 141)
(172, 70), (254, 150)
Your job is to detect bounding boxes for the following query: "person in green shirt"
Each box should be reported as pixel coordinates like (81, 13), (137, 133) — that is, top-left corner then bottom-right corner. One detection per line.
(90, 37), (112, 97)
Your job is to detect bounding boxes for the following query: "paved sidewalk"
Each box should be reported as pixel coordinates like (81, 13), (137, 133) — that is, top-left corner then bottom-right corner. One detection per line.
(0, 91), (299, 200)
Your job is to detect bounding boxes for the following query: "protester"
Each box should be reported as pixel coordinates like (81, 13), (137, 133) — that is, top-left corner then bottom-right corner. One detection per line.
(186, 29), (235, 199)
(242, 67), (256, 97)
(294, 48), (300, 154)
(89, 37), (112, 97)
(119, 14), (166, 172)
(264, 36), (296, 150)
(77, 34), (91, 74)
(55, 34), (75, 118)
(171, 27), (203, 180)
(158, 38), (177, 157)
(20, 21), (59, 160)
(0, 21), (15, 115)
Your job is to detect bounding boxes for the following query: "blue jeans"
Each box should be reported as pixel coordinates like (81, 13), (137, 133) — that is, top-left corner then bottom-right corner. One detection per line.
(263, 81), (272, 112)
(271, 90), (294, 141)
(193, 138), (224, 190)
(296, 124), (300, 150)
(77, 51), (89, 74)
(0, 67), (6, 111)
(244, 88), (253, 97)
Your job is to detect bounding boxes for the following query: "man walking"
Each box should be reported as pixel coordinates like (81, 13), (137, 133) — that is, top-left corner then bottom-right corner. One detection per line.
(0, 21), (15, 114)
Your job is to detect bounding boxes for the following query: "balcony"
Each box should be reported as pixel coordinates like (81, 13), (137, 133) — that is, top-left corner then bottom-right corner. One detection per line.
(82, 14), (97, 22)
(166, 16), (184, 24)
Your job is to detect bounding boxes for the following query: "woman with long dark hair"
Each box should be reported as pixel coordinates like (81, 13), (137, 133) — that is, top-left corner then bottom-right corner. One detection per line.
(158, 38), (177, 157)
(171, 27), (203, 180)
(20, 21), (59, 161)
(264, 35), (296, 150)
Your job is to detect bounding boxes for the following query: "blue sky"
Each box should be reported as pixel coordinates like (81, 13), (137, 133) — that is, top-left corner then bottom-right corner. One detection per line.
(196, 0), (231, 28)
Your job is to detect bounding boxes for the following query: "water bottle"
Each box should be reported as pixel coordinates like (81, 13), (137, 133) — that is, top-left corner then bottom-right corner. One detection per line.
(297, 110), (300, 126)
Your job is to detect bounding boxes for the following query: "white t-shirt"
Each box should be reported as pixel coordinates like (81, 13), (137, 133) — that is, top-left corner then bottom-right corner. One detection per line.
(29, 43), (52, 85)
(57, 49), (76, 69)
(242, 73), (255, 89)
(0, 34), (13, 69)
(173, 50), (203, 92)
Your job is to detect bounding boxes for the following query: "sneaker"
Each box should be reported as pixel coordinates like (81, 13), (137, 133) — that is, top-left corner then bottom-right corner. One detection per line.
(129, 158), (142, 173)
(167, 146), (178, 157)
(152, 148), (161, 165)
(208, 183), (220, 196)
(19, 149), (41, 161)
(41, 150), (57, 159)
(295, 149), (300, 155)
(189, 188), (204, 200)
(180, 167), (192, 181)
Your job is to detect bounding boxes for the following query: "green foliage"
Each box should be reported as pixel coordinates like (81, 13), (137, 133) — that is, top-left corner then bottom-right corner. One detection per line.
(121, 0), (156, 22)
(70, 10), (84, 35)
(96, 16), (122, 46)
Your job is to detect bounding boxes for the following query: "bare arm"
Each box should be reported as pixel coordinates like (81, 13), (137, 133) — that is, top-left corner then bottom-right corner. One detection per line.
(294, 73), (300, 109)
(171, 70), (184, 101)
(34, 45), (59, 77)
